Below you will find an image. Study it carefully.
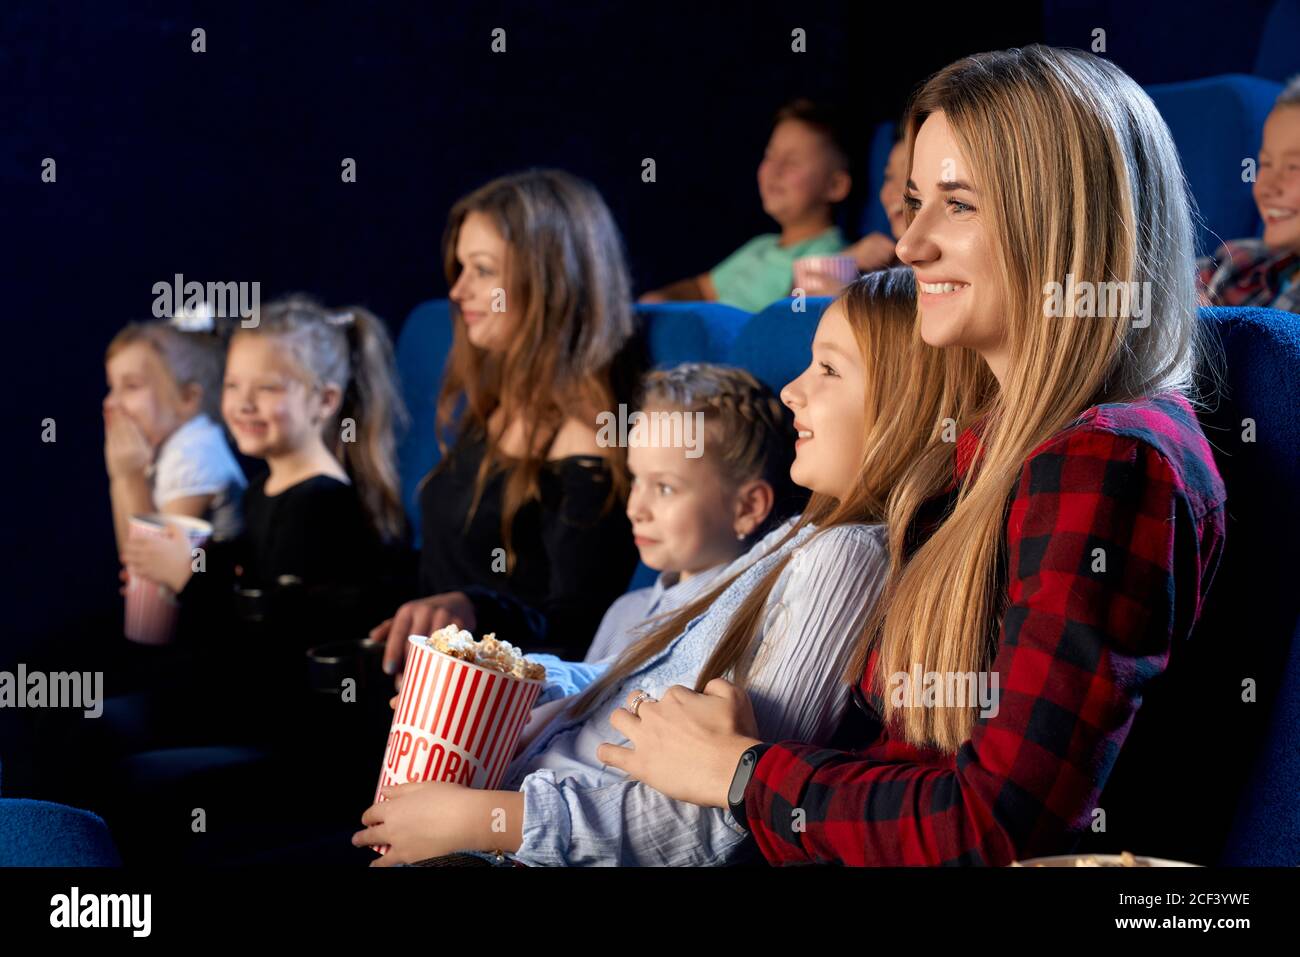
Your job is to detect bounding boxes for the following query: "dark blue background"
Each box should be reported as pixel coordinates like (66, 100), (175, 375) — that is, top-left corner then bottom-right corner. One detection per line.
(1, 0), (1281, 656)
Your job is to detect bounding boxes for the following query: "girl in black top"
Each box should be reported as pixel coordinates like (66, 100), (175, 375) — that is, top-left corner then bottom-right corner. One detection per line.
(371, 170), (644, 672)
(122, 295), (408, 701)
(417, 428), (640, 658)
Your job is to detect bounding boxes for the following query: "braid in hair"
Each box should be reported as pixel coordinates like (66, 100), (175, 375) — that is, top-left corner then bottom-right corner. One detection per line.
(639, 363), (800, 542)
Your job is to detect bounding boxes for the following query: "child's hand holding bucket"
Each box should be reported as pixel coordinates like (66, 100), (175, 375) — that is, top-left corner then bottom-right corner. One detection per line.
(367, 630), (544, 855)
(122, 513), (212, 645)
(353, 780), (524, 866)
(122, 521), (195, 593)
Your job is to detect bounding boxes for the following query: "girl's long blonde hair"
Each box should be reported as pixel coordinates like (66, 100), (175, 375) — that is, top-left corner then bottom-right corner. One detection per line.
(568, 267), (947, 720)
(856, 46), (1213, 752)
(434, 170), (640, 570)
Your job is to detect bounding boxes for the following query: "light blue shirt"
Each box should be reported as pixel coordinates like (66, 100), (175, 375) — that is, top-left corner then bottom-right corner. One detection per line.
(528, 563), (731, 707)
(584, 563), (730, 664)
(494, 516), (890, 866)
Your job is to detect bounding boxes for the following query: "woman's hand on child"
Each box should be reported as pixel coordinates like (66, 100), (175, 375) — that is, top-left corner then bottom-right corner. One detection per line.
(103, 405), (152, 479)
(598, 678), (764, 810)
(368, 591), (477, 683)
(352, 782), (522, 865)
(120, 522), (194, 593)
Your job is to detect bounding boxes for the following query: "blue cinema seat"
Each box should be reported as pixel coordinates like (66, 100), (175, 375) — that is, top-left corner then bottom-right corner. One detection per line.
(1253, 0), (1300, 83)
(1097, 305), (1300, 864)
(726, 296), (830, 395)
(1196, 305), (1300, 864)
(1145, 74), (1283, 256)
(0, 760), (121, 866)
(859, 120), (898, 240)
(394, 298), (457, 545)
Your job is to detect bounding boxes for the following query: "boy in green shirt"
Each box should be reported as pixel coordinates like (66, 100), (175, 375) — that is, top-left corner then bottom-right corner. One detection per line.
(641, 100), (853, 312)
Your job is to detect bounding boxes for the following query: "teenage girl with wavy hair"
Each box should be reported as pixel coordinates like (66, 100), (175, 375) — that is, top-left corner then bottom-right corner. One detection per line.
(371, 169), (644, 669)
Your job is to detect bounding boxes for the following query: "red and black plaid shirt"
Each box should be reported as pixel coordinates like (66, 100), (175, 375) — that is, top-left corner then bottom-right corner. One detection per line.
(742, 391), (1227, 865)
(1197, 238), (1300, 314)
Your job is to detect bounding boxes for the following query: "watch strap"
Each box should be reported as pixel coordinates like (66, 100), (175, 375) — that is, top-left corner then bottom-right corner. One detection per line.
(727, 743), (773, 833)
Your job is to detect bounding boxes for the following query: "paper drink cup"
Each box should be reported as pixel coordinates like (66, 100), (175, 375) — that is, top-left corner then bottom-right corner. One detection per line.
(123, 513), (212, 645)
(793, 254), (859, 292)
(371, 634), (544, 854)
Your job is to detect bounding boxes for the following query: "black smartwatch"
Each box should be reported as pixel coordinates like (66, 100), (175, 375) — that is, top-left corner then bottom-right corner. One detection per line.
(726, 743), (772, 833)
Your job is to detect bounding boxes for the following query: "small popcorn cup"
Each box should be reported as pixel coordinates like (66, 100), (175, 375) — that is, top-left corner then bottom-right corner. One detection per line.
(793, 254), (860, 293)
(123, 513), (212, 645)
(370, 634), (545, 854)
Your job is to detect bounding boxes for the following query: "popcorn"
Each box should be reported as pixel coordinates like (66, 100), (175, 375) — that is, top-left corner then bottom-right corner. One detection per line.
(1075, 851), (1145, 867)
(1012, 850), (1153, 867)
(372, 626), (547, 856)
(424, 625), (547, 681)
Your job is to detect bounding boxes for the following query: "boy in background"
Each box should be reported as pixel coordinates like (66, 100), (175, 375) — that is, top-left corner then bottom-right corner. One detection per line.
(641, 99), (852, 311)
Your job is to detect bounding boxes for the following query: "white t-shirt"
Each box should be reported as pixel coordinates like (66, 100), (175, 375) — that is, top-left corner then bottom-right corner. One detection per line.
(151, 414), (247, 541)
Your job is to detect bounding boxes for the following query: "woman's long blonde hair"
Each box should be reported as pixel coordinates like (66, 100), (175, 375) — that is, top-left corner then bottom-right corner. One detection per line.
(433, 170), (640, 569)
(855, 46), (1214, 751)
(568, 267), (947, 720)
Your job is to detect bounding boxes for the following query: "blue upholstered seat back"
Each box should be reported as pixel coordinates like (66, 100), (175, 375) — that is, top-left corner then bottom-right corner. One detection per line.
(1194, 306), (1300, 864)
(725, 296), (830, 394)
(1135, 75), (1281, 256)
(0, 796), (121, 866)
(1253, 0), (1300, 82)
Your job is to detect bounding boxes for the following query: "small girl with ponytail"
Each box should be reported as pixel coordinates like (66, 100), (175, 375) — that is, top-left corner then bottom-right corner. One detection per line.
(122, 294), (408, 654)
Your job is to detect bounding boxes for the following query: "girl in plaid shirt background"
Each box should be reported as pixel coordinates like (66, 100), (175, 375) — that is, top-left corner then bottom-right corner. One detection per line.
(1198, 74), (1300, 314)
(602, 46), (1229, 866)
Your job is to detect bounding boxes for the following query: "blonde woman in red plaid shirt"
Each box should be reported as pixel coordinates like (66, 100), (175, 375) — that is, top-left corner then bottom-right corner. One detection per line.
(600, 46), (1229, 866)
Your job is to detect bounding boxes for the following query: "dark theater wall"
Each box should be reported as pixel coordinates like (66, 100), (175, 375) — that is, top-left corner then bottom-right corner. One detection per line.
(1042, 0), (1277, 85)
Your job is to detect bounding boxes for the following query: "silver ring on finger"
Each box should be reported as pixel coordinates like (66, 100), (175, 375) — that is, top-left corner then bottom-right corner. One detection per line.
(629, 691), (655, 717)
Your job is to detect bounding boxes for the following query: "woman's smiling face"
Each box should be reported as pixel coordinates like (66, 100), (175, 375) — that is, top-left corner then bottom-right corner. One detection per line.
(896, 111), (1009, 383)
(448, 211), (519, 352)
(221, 333), (330, 459)
(779, 301), (866, 501)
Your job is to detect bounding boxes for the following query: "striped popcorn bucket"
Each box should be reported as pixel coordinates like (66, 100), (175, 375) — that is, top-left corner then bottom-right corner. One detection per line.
(123, 513), (212, 645)
(792, 254), (860, 292)
(371, 634), (544, 854)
